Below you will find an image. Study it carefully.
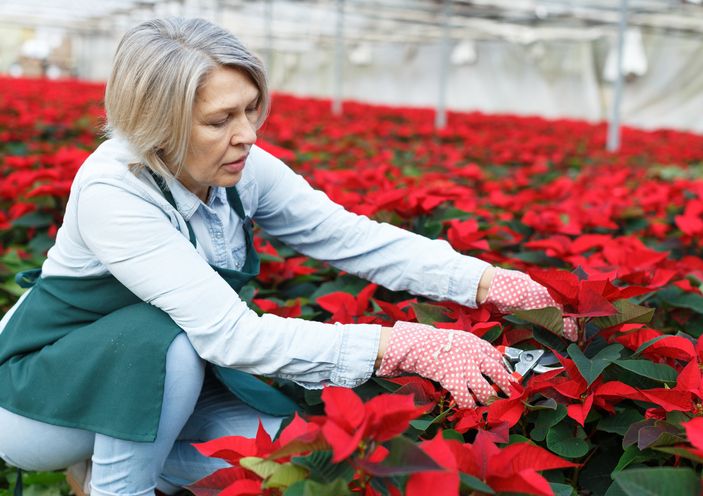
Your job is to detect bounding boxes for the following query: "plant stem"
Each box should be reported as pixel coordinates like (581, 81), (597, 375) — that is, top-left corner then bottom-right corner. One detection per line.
(570, 446), (597, 486)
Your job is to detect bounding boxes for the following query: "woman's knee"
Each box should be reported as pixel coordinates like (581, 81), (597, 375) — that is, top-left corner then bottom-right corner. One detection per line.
(187, 382), (285, 440)
(164, 333), (205, 401)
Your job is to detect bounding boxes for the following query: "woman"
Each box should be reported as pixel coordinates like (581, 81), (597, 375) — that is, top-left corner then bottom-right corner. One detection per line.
(0, 17), (575, 496)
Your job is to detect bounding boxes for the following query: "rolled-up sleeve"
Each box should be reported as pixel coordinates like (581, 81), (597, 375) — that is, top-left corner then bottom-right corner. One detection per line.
(76, 180), (380, 389)
(249, 148), (491, 308)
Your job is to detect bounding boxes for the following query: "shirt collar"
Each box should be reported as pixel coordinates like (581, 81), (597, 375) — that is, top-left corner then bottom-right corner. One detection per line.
(164, 178), (228, 220)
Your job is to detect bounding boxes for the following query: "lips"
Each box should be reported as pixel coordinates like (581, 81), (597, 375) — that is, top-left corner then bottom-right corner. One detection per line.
(224, 154), (248, 165)
(222, 154), (248, 173)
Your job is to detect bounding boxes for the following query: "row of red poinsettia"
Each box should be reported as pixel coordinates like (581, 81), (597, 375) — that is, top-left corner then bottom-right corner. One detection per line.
(2, 76), (703, 495)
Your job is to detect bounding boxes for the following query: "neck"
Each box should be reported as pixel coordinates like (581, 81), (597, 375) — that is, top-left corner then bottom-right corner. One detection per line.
(197, 187), (210, 203)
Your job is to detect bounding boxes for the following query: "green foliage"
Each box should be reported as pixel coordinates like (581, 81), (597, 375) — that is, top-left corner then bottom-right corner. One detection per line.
(0, 462), (70, 496)
(513, 307), (564, 335)
(546, 421), (591, 459)
(568, 343), (623, 386)
(612, 468), (701, 496)
(410, 302), (452, 325)
(591, 300), (656, 328)
(284, 479), (352, 496)
(291, 451), (354, 484)
(613, 360), (678, 385)
(459, 473), (494, 494)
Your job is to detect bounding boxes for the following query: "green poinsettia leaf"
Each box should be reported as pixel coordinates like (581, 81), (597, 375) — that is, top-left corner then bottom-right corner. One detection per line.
(613, 445), (659, 474)
(480, 324), (502, 343)
(237, 285), (256, 306)
(532, 325), (569, 353)
(356, 436), (442, 477)
(459, 473), (495, 494)
(531, 404), (568, 442)
(546, 421), (590, 459)
(657, 287), (703, 315)
(613, 360), (678, 385)
(591, 300), (654, 329)
(27, 232), (55, 256)
(508, 434), (532, 444)
(654, 446), (703, 464)
(309, 276), (368, 300)
(263, 463), (309, 489)
(239, 457), (280, 480)
(550, 482), (577, 496)
(283, 478), (352, 496)
(268, 437), (331, 460)
(414, 217), (443, 239)
(409, 408), (452, 433)
(613, 467), (700, 496)
(291, 450), (353, 484)
(525, 397), (559, 412)
(441, 429), (465, 442)
(411, 302), (453, 325)
(568, 343), (623, 386)
(597, 409), (644, 436)
(631, 335), (674, 357)
(11, 211), (54, 229)
(259, 252), (285, 263)
(513, 307), (563, 335)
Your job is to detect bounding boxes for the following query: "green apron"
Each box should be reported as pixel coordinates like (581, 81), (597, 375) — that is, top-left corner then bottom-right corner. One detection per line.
(0, 179), (298, 442)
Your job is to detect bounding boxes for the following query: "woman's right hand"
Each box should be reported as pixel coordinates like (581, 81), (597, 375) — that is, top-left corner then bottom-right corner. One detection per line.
(375, 321), (515, 409)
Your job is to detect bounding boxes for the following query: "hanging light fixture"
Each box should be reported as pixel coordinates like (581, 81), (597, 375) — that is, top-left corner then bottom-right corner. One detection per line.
(603, 27), (647, 82)
(450, 39), (477, 65)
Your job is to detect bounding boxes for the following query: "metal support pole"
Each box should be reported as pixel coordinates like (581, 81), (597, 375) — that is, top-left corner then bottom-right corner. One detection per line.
(607, 0), (629, 152)
(264, 0), (273, 72)
(435, 0), (452, 130)
(332, 0), (345, 116)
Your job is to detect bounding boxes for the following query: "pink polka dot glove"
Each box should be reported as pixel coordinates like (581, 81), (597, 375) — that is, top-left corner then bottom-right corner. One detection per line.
(485, 267), (578, 341)
(376, 321), (515, 409)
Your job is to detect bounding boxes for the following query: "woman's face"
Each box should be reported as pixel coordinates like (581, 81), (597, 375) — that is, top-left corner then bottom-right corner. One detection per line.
(178, 66), (260, 201)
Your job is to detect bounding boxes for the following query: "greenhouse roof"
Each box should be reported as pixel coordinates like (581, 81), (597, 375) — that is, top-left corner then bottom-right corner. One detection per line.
(1, 0), (702, 39)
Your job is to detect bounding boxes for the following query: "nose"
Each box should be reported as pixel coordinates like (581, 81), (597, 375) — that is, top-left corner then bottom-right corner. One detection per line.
(230, 114), (257, 147)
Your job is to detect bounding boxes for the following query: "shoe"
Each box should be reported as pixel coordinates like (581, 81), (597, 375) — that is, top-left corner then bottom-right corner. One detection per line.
(66, 460), (91, 496)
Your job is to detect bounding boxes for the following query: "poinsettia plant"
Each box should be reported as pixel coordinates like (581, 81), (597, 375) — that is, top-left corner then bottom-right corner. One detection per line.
(2, 76), (703, 495)
(510, 267), (655, 345)
(187, 387), (579, 496)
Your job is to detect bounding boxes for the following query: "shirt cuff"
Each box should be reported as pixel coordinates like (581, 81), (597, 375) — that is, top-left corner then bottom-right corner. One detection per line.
(447, 256), (492, 308)
(330, 323), (381, 388)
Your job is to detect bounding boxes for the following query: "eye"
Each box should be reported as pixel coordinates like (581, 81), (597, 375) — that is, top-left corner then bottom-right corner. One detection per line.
(209, 115), (230, 127)
(245, 106), (259, 116)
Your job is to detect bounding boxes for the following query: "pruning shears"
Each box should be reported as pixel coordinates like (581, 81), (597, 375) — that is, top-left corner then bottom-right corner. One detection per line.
(496, 345), (563, 382)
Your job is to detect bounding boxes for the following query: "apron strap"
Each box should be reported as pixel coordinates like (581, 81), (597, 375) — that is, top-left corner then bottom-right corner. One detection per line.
(146, 170), (197, 247)
(225, 187), (247, 221)
(15, 268), (41, 288)
(14, 468), (23, 496)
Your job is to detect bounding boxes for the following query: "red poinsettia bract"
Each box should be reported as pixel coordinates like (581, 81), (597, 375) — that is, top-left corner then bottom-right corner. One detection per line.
(408, 430), (577, 496)
(528, 268), (650, 317)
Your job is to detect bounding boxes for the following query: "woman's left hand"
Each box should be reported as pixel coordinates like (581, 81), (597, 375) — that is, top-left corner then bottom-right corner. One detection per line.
(482, 267), (578, 341)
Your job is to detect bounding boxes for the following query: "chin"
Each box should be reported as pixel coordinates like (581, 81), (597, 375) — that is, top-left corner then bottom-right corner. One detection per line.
(219, 173), (243, 188)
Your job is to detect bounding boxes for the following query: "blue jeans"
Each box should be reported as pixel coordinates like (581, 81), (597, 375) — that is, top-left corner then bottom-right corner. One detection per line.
(0, 333), (285, 495)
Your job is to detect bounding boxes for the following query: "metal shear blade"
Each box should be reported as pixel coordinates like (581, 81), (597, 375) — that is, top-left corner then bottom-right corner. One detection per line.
(498, 346), (563, 381)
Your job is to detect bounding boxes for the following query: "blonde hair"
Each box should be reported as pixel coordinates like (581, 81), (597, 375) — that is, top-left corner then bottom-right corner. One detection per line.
(104, 17), (269, 178)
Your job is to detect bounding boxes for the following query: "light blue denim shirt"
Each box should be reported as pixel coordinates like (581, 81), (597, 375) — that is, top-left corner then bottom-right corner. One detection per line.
(0, 136), (490, 389)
